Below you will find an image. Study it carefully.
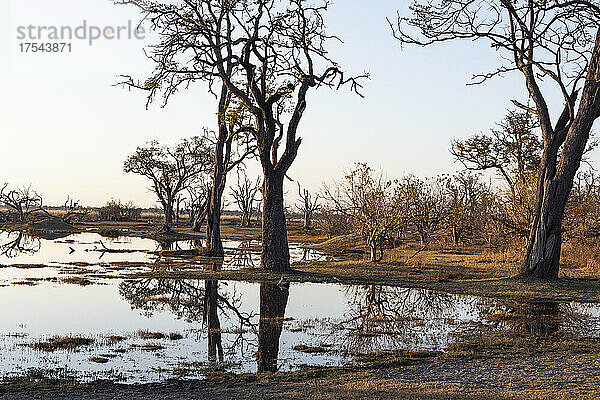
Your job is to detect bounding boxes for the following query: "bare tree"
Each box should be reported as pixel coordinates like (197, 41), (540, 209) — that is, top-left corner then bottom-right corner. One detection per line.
(204, 126), (255, 255)
(186, 181), (211, 232)
(117, 0), (366, 271)
(230, 171), (261, 227)
(0, 184), (43, 222)
(296, 182), (320, 230)
(393, 1), (600, 278)
(61, 196), (88, 224)
(123, 137), (212, 230)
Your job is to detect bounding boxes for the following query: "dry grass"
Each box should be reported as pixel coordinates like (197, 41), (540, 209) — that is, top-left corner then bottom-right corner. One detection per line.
(140, 343), (164, 351)
(88, 356), (110, 364)
(61, 277), (93, 286)
(31, 336), (94, 352)
(136, 330), (165, 340)
(106, 335), (126, 344)
(560, 240), (600, 276)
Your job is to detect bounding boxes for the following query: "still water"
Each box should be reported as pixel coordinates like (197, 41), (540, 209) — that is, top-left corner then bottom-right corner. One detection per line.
(0, 231), (599, 383)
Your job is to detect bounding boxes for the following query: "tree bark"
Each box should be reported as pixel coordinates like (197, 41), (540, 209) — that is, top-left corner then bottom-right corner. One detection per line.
(303, 211), (311, 230)
(204, 82), (234, 257)
(522, 32), (600, 278)
(163, 200), (174, 227)
(261, 172), (290, 272)
(452, 226), (460, 246)
(206, 185), (224, 257)
(520, 176), (566, 278)
(370, 241), (377, 262)
(418, 231), (427, 246)
(192, 211), (206, 232)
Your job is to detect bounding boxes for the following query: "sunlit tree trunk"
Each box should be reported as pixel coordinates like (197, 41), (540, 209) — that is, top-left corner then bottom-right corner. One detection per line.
(261, 171), (290, 272)
(205, 84), (230, 257)
(522, 34), (600, 278)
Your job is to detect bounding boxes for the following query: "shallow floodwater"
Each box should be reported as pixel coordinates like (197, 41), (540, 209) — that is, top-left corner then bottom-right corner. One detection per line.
(0, 232), (600, 383)
(0, 277), (480, 383)
(1, 274), (599, 383)
(0, 232), (328, 270)
(0, 231), (161, 266)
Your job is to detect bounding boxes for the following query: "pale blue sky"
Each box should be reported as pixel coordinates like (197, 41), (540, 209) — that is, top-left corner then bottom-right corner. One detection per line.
(0, 1), (592, 208)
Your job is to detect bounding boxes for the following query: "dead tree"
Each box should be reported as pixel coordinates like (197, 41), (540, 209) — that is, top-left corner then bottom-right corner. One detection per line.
(393, 1), (600, 278)
(62, 196), (87, 224)
(0, 184), (43, 222)
(123, 137), (212, 230)
(117, 0), (366, 271)
(230, 171), (261, 227)
(204, 125), (256, 256)
(186, 181), (211, 232)
(296, 182), (320, 230)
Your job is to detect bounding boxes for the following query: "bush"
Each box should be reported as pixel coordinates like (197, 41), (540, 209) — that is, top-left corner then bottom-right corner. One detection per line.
(98, 199), (141, 222)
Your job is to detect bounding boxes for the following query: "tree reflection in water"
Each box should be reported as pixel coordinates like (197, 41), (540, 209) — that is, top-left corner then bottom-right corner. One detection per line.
(257, 283), (289, 372)
(0, 231), (41, 258)
(119, 270), (258, 365)
(155, 239), (201, 252)
(482, 300), (600, 338)
(225, 241), (259, 269)
(121, 277), (292, 371)
(204, 278), (223, 363)
(330, 285), (464, 354)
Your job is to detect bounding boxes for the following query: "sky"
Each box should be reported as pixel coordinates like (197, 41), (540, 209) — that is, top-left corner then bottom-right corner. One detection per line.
(1, 0), (596, 209)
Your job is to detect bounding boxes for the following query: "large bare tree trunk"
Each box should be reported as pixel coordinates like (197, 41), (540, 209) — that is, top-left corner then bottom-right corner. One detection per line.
(163, 199), (174, 228)
(257, 283), (289, 372)
(261, 172), (290, 272)
(205, 83), (230, 257)
(521, 176), (567, 278)
(522, 33), (600, 278)
(206, 188), (224, 256)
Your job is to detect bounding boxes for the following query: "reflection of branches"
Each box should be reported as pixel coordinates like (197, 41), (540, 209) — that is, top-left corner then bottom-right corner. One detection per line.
(290, 246), (327, 263)
(119, 278), (258, 360)
(225, 242), (326, 268)
(331, 286), (459, 354)
(479, 300), (600, 338)
(225, 242), (260, 269)
(0, 231), (41, 258)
